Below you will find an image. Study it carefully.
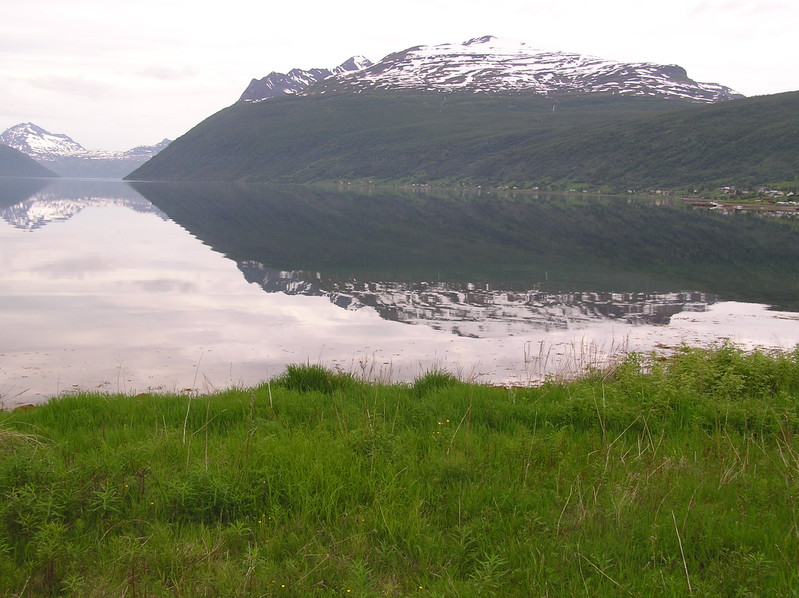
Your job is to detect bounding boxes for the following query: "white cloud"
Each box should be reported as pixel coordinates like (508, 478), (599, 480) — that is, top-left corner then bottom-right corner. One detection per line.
(26, 75), (121, 98)
(133, 66), (198, 82)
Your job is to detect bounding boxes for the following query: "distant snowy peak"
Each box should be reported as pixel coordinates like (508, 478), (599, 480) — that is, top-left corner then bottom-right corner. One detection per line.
(0, 122), (85, 158)
(0, 123), (171, 162)
(122, 138), (172, 160)
(333, 55), (372, 74)
(309, 35), (743, 103)
(238, 55), (374, 102)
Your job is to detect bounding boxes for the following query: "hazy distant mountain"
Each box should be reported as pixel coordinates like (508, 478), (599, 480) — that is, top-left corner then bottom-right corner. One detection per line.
(0, 123), (171, 178)
(239, 55), (373, 102)
(1, 123), (85, 158)
(0, 144), (58, 178)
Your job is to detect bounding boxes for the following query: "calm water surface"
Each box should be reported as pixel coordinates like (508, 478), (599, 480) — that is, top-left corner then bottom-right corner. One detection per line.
(2, 178), (799, 406)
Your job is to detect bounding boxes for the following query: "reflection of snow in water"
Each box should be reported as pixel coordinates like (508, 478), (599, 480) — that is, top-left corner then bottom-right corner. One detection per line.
(3, 293), (798, 409)
(0, 181), (166, 230)
(239, 262), (716, 337)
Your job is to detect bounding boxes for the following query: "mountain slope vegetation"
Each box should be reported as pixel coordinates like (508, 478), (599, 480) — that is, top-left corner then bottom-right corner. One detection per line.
(127, 91), (798, 189)
(125, 93), (696, 183)
(481, 90), (799, 189)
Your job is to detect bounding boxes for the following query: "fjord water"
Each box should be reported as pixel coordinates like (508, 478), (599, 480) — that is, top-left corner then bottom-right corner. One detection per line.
(3, 178), (799, 405)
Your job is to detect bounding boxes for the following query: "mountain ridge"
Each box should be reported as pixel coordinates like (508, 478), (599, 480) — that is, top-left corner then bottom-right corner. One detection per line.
(240, 36), (742, 104)
(239, 56), (373, 102)
(308, 36), (742, 102)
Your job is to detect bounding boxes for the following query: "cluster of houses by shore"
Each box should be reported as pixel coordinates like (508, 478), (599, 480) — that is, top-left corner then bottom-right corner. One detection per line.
(718, 186), (796, 199)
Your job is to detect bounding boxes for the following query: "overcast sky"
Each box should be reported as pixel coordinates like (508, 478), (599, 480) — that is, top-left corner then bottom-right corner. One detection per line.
(1, 0), (796, 151)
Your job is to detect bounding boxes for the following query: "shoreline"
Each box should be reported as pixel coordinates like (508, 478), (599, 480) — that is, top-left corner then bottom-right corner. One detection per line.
(4, 302), (799, 410)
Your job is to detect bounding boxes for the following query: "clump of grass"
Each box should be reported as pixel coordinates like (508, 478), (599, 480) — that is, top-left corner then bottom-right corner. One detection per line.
(272, 362), (357, 394)
(412, 368), (459, 397)
(0, 425), (44, 454)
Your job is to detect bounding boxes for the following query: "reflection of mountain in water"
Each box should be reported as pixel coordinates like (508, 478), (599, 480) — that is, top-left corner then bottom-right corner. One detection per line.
(132, 182), (799, 311)
(0, 179), (166, 230)
(240, 262), (715, 337)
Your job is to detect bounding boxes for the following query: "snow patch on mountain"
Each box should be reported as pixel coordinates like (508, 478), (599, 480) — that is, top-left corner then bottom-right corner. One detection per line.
(1, 123), (85, 158)
(309, 35), (742, 103)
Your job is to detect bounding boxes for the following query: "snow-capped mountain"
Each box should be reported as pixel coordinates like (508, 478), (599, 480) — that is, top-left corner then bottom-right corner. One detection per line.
(0, 123), (171, 178)
(303, 36), (741, 103)
(0, 122), (85, 158)
(0, 122), (170, 161)
(239, 55), (373, 102)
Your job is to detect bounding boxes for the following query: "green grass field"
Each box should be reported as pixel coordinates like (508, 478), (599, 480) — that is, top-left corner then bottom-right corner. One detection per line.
(2, 344), (799, 596)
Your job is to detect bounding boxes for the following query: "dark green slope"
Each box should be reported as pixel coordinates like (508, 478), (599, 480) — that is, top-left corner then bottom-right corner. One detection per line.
(127, 91), (798, 189)
(0, 144), (58, 178)
(126, 93), (697, 184)
(479, 90), (799, 189)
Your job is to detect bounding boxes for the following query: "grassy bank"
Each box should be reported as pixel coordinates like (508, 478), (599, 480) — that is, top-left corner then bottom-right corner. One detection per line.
(2, 344), (799, 596)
